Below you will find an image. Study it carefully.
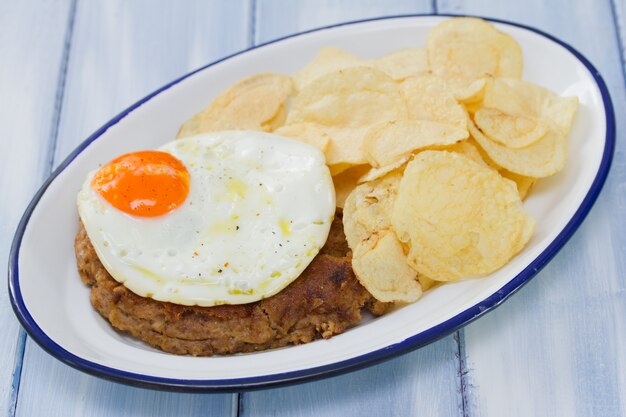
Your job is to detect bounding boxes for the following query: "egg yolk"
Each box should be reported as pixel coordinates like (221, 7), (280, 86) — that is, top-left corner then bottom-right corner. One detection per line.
(91, 150), (190, 217)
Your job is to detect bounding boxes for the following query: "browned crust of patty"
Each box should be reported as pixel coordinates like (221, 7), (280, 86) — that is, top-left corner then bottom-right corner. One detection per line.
(75, 213), (388, 356)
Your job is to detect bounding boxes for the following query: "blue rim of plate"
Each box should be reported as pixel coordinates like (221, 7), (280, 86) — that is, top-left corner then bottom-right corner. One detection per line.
(8, 13), (615, 392)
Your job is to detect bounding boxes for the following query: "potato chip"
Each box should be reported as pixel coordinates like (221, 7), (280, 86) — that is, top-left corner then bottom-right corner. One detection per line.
(373, 48), (430, 81)
(343, 171), (402, 249)
(474, 107), (547, 148)
(454, 77), (488, 103)
(333, 165), (370, 209)
(441, 140), (489, 168)
(483, 78), (579, 136)
(469, 116), (567, 178)
(273, 123), (331, 152)
(400, 75), (468, 131)
(328, 163), (354, 176)
(342, 194), (368, 250)
(466, 137), (503, 169)
(358, 157), (409, 183)
(462, 100), (484, 118)
(416, 274), (436, 291)
(171, 17), (575, 306)
(364, 119), (467, 167)
(472, 78), (578, 177)
(177, 73), (294, 138)
(391, 150), (535, 281)
(265, 105), (287, 132)
(321, 125), (375, 166)
(480, 77), (529, 116)
(426, 18), (523, 90)
(443, 140), (535, 199)
(352, 230), (423, 303)
(293, 47), (366, 90)
(500, 169), (536, 200)
(287, 67), (407, 165)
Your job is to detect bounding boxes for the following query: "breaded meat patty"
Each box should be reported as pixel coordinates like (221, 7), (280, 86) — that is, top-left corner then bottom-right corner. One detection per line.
(75, 213), (387, 355)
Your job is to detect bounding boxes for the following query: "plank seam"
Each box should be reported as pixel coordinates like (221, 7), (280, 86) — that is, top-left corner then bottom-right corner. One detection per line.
(232, 392), (241, 417)
(10, 0), (77, 413)
(456, 330), (470, 417)
(7, 332), (26, 417)
(249, 0), (258, 48)
(432, 0), (438, 14)
(238, 392), (244, 417)
(610, 0), (626, 87)
(45, 0), (78, 174)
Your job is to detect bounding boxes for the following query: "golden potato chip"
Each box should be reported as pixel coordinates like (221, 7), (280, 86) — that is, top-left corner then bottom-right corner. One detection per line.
(480, 77), (529, 116)
(328, 163), (354, 176)
(288, 67), (407, 165)
(416, 274), (436, 291)
(391, 150), (535, 281)
(343, 171), (402, 249)
(333, 165), (370, 209)
(500, 169), (536, 200)
(466, 137), (502, 170)
(463, 100), (484, 117)
(358, 157), (409, 183)
(177, 73), (294, 138)
(265, 105), (287, 132)
(342, 194), (368, 250)
(426, 18), (523, 90)
(469, 117), (567, 178)
(445, 138), (537, 199)
(442, 140), (534, 199)
(400, 75), (468, 131)
(321, 125), (375, 166)
(293, 47), (366, 90)
(474, 107), (547, 148)
(401, 248), (438, 291)
(373, 48), (430, 81)
(441, 140), (489, 168)
(171, 16), (575, 306)
(454, 77), (487, 103)
(364, 119), (467, 167)
(471, 78), (578, 177)
(273, 123), (331, 152)
(402, 256), (438, 291)
(483, 78), (579, 136)
(352, 230), (423, 303)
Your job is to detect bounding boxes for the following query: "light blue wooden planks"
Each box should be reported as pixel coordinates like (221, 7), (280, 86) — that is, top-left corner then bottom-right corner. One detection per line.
(254, 0), (433, 43)
(242, 2), (464, 416)
(14, 1), (251, 416)
(436, 1), (626, 416)
(51, 0), (252, 165)
(240, 339), (462, 417)
(0, 1), (73, 415)
(7, 1), (625, 416)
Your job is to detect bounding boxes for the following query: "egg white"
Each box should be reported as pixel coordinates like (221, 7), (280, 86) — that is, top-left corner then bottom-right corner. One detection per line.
(77, 131), (335, 306)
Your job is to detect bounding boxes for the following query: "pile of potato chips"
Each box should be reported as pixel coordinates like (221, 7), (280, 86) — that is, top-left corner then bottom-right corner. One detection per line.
(177, 17), (578, 305)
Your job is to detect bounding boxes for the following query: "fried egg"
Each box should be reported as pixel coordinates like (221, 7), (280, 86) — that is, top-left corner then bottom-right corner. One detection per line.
(77, 131), (335, 306)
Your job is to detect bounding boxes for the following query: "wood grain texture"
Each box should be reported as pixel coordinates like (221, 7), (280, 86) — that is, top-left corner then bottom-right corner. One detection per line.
(6, 1), (626, 416)
(437, 1), (626, 416)
(242, 2), (464, 416)
(51, 0), (252, 166)
(615, 0), (626, 72)
(254, 0), (434, 42)
(14, 1), (251, 416)
(0, 1), (72, 415)
(240, 338), (462, 417)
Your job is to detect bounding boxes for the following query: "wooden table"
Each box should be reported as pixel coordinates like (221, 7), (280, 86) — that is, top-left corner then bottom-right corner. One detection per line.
(2, 1), (625, 416)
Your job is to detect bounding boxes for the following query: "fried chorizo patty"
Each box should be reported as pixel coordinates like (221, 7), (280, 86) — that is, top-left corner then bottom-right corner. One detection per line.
(75, 213), (384, 356)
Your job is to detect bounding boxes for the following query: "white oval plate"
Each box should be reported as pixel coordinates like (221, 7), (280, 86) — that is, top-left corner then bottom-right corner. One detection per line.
(9, 15), (614, 391)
